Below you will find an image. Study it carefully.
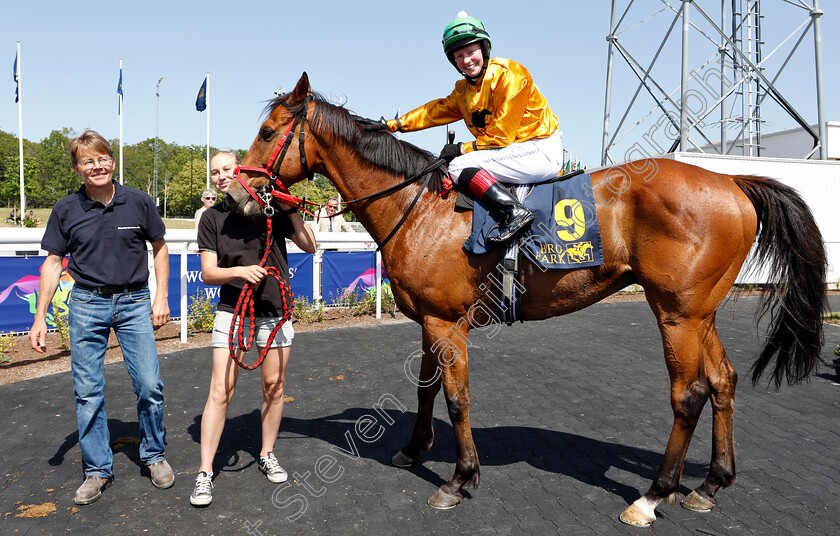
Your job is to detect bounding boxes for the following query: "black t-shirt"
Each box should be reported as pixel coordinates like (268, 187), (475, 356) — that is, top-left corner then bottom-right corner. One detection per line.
(197, 204), (295, 317)
(41, 182), (166, 288)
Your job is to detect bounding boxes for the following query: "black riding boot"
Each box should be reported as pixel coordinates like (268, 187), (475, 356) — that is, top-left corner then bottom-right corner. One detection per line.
(460, 167), (535, 248)
(482, 182), (535, 247)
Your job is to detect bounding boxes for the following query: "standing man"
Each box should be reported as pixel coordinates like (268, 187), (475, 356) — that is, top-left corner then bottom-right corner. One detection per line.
(28, 130), (174, 505)
(309, 197), (355, 233)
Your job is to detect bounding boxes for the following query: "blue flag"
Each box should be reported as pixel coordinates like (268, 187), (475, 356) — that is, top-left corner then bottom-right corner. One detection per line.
(13, 51), (19, 103)
(117, 68), (123, 113)
(195, 76), (207, 112)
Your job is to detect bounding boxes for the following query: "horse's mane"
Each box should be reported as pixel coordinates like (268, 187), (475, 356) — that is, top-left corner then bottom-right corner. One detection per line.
(265, 92), (444, 192)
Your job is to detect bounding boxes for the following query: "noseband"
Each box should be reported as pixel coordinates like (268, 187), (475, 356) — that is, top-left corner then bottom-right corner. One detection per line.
(233, 95), (313, 217)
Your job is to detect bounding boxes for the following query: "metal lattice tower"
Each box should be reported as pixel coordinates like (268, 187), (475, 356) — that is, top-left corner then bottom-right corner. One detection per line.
(601, 0), (827, 165)
(732, 0), (764, 156)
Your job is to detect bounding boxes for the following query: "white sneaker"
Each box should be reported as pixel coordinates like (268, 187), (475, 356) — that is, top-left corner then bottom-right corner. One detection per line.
(258, 452), (288, 483)
(190, 471), (213, 506)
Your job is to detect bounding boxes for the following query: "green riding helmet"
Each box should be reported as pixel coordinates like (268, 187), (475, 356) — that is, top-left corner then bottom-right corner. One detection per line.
(442, 11), (492, 71)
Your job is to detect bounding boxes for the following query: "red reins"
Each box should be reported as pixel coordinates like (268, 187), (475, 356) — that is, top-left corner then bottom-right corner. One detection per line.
(227, 216), (294, 370)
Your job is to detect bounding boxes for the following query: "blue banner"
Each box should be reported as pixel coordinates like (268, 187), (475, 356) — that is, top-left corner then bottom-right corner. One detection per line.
(288, 253), (314, 302)
(321, 251), (385, 304)
(0, 253), (319, 333)
(0, 256), (58, 333)
(171, 252), (314, 316)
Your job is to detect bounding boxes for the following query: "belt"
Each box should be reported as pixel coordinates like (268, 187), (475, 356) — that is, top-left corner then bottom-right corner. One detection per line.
(75, 281), (147, 295)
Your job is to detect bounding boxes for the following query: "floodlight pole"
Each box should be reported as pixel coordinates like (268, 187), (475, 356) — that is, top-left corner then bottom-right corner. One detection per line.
(812, 0), (826, 160)
(679, 0), (690, 152)
(154, 77), (163, 209)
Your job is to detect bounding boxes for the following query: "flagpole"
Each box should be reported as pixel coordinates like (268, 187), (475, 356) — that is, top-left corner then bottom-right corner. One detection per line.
(119, 58), (124, 184)
(16, 40), (25, 221)
(206, 71), (210, 189)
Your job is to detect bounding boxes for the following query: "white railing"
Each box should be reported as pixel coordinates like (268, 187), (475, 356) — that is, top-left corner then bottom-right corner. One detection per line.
(0, 228), (384, 343)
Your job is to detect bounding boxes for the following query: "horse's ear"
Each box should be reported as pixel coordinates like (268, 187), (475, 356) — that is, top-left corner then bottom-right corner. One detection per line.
(290, 72), (310, 104)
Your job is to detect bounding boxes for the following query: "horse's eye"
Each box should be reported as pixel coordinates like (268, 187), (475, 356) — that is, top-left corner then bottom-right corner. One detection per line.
(260, 128), (275, 142)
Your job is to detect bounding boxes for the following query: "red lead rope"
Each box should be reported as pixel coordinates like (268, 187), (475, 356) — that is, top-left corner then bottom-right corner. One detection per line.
(227, 217), (294, 370)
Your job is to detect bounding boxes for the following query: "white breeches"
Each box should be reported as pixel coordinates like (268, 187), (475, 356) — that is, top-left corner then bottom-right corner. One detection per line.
(448, 131), (564, 185)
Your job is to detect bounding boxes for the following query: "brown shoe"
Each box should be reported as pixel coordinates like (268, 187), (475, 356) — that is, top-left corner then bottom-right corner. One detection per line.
(74, 475), (113, 505)
(149, 460), (175, 489)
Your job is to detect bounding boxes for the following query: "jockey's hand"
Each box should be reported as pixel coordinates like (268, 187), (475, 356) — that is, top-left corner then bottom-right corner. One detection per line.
(439, 143), (462, 164)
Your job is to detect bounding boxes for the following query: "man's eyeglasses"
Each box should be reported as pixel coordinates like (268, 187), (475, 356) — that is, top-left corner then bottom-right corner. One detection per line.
(78, 157), (113, 169)
(327, 204), (338, 209)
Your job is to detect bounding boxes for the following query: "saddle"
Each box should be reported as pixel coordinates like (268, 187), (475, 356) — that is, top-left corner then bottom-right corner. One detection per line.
(457, 169), (602, 325)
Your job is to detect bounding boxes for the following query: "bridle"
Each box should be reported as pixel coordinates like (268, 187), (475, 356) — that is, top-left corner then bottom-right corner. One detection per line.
(233, 95), (314, 218)
(232, 93), (449, 250)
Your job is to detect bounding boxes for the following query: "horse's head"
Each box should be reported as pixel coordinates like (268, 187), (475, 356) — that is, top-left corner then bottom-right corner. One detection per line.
(227, 72), (317, 218)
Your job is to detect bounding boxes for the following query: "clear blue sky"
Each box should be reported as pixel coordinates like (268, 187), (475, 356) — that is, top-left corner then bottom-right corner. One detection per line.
(2, 1), (837, 167)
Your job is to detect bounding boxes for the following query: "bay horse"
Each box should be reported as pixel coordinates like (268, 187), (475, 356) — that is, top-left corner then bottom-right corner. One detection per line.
(227, 73), (826, 526)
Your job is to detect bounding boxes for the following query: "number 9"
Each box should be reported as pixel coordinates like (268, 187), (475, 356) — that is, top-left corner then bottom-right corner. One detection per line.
(554, 199), (586, 241)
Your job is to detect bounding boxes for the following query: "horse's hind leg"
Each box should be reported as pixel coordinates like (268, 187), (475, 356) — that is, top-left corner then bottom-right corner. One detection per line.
(682, 320), (738, 512)
(621, 315), (714, 526)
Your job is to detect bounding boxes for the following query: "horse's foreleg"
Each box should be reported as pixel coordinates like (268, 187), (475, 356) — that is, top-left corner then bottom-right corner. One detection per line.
(416, 316), (479, 510)
(682, 323), (737, 512)
(621, 318), (710, 526)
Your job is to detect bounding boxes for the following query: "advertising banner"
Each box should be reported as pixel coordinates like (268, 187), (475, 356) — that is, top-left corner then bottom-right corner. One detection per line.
(0, 253), (316, 334)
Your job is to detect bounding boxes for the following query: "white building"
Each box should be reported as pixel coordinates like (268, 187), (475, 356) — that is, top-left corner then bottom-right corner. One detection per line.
(689, 121), (840, 161)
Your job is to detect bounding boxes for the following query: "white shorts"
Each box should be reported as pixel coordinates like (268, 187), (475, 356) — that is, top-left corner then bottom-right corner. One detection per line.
(448, 131), (564, 185)
(211, 310), (294, 348)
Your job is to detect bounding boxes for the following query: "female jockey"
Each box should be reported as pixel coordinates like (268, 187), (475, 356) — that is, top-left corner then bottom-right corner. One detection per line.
(385, 11), (563, 247)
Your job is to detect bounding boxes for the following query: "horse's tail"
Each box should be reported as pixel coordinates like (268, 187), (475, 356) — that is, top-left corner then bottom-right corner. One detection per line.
(734, 175), (827, 388)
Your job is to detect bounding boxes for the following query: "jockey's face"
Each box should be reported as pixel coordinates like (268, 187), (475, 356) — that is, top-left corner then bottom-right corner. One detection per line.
(210, 153), (237, 193)
(453, 43), (484, 79)
(73, 149), (115, 190)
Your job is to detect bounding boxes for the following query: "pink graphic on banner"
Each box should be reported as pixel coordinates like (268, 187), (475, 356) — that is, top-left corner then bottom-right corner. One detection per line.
(339, 267), (386, 299)
(0, 275), (40, 304)
(0, 257), (74, 329)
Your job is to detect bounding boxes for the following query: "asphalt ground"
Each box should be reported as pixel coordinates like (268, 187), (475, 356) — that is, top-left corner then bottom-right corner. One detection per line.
(2, 296), (839, 535)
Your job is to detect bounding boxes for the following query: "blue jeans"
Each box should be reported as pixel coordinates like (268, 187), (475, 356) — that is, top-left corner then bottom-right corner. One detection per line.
(69, 285), (166, 478)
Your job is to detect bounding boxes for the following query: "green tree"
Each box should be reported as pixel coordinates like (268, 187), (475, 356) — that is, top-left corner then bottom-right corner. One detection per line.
(0, 155), (39, 208)
(166, 156), (206, 217)
(0, 129), (40, 208)
(32, 129), (78, 206)
(122, 138), (156, 195)
(286, 173), (351, 220)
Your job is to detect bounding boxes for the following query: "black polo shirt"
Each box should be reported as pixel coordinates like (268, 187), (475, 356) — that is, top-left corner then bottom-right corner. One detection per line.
(41, 181), (166, 288)
(197, 204), (294, 317)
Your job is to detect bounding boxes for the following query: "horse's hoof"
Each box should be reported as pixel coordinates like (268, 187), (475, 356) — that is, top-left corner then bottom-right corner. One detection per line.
(681, 490), (715, 512)
(619, 502), (655, 527)
(427, 488), (461, 510)
(391, 450), (418, 467)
